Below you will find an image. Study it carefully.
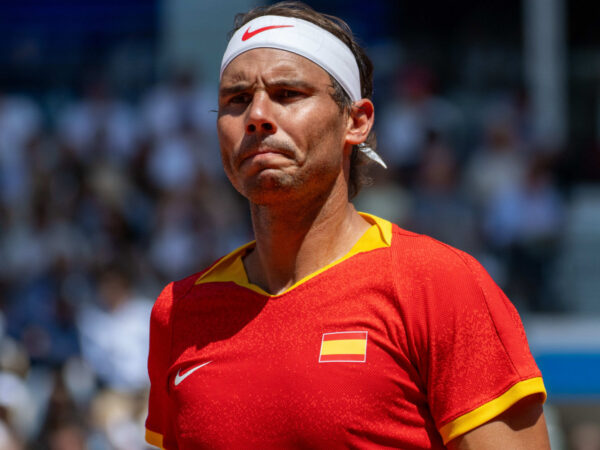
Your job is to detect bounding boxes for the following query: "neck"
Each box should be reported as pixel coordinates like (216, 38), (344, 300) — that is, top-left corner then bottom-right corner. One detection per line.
(243, 180), (370, 295)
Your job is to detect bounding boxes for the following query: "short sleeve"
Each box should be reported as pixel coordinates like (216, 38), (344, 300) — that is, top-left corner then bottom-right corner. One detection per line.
(398, 240), (546, 444)
(145, 282), (175, 449)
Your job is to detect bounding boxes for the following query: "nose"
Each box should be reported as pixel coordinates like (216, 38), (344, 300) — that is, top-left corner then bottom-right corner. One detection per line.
(246, 92), (277, 135)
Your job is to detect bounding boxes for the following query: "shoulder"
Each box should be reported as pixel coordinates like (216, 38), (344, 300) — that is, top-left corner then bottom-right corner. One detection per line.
(389, 224), (485, 280)
(150, 259), (223, 323)
(388, 225), (531, 363)
(151, 240), (252, 313)
(386, 224), (517, 328)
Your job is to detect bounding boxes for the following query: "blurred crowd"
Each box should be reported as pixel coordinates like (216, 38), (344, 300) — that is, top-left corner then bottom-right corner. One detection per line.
(0, 71), (251, 449)
(0, 62), (597, 448)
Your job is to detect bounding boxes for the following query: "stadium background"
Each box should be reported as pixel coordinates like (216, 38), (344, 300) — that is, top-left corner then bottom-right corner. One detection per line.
(0, 0), (599, 448)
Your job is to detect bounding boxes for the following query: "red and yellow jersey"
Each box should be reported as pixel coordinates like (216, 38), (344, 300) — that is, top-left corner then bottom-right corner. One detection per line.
(145, 213), (545, 449)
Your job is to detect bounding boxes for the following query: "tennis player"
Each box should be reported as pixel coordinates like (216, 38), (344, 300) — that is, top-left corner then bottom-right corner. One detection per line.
(145, 2), (550, 448)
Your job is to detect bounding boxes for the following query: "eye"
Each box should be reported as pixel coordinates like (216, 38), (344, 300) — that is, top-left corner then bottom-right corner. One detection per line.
(276, 89), (304, 101)
(230, 93), (252, 104)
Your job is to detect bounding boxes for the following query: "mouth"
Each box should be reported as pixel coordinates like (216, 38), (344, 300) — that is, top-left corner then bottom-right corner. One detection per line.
(238, 146), (294, 168)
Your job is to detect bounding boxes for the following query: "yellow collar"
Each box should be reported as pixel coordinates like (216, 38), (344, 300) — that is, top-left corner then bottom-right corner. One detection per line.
(195, 212), (392, 297)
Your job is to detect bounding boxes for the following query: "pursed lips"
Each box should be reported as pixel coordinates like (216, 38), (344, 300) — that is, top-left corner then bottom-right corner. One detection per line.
(238, 146), (294, 168)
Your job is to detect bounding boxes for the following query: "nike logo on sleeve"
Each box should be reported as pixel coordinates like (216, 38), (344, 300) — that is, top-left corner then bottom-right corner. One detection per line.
(174, 361), (212, 386)
(241, 25), (294, 41)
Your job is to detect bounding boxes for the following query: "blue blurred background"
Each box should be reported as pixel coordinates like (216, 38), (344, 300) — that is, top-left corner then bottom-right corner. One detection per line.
(0, 0), (599, 448)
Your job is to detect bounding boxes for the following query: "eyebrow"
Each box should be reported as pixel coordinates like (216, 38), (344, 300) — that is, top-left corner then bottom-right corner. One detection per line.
(269, 79), (316, 91)
(219, 79), (318, 98)
(219, 83), (251, 98)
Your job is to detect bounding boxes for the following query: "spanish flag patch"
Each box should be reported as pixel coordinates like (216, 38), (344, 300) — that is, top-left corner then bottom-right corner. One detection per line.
(319, 331), (368, 363)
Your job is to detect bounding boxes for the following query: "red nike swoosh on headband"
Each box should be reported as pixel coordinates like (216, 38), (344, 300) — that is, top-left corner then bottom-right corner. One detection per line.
(242, 25), (294, 41)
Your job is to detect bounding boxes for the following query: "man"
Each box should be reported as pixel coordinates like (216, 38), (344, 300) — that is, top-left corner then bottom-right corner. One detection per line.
(145, 2), (550, 448)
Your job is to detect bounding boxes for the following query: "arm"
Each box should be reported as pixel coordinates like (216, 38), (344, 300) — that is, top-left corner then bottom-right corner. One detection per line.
(145, 282), (176, 450)
(447, 396), (550, 450)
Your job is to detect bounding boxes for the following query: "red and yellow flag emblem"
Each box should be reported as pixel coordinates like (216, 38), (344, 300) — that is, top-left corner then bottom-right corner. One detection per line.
(319, 331), (368, 362)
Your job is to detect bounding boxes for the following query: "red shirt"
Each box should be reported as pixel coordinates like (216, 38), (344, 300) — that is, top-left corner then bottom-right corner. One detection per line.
(145, 213), (545, 449)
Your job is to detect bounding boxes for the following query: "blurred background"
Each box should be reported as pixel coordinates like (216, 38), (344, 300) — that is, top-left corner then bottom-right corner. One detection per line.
(0, 0), (599, 448)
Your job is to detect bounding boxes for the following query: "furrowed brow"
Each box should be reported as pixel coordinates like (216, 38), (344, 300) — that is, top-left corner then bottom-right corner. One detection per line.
(267, 79), (315, 91)
(219, 79), (316, 98)
(219, 83), (251, 98)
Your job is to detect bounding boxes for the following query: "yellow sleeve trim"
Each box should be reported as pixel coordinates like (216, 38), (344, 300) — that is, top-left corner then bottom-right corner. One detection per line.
(439, 377), (547, 444)
(145, 429), (165, 449)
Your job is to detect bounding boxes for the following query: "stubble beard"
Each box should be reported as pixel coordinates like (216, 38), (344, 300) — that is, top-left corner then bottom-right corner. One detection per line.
(241, 168), (304, 206)
(243, 156), (342, 209)
(225, 113), (346, 207)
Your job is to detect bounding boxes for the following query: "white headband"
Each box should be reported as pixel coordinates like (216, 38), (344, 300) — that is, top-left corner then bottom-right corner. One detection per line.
(220, 15), (361, 102)
(219, 15), (387, 169)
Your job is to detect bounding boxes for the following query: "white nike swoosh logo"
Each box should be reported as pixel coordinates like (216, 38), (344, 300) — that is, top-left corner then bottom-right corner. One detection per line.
(174, 361), (212, 386)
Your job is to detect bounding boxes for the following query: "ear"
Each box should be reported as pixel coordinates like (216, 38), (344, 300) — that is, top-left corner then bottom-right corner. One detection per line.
(345, 98), (374, 147)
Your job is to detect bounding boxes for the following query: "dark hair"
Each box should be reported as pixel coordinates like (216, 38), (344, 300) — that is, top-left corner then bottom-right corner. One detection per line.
(230, 1), (375, 198)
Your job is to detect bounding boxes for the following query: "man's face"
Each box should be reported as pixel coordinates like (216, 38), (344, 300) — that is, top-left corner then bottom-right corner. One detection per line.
(217, 48), (350, 205)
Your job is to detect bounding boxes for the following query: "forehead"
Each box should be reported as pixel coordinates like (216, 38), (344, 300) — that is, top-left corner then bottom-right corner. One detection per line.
(220, 48), (331, 85)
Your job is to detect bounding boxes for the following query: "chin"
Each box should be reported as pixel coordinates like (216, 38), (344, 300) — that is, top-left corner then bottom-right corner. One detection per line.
(235, 165), (342, 205)
(242, 175), (298, 205)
